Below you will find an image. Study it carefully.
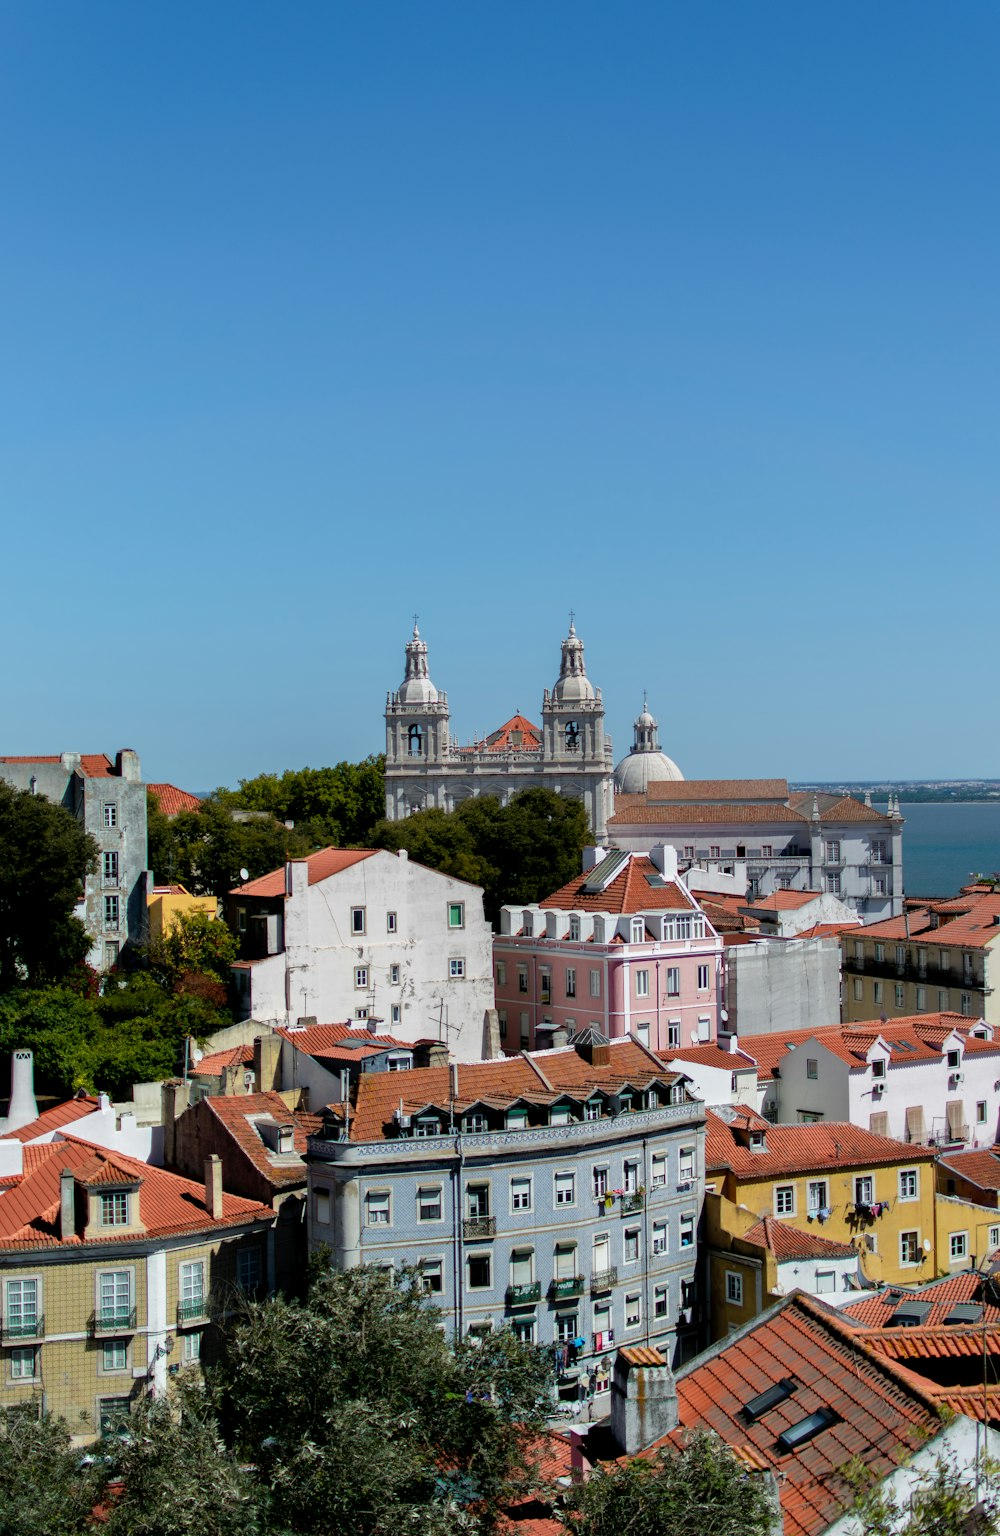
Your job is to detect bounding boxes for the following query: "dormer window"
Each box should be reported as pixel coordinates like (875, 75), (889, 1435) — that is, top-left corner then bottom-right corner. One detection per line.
(100, 1192), (129, 1227)
(630, 918), (645, 944)
(506, 1107), (528, 1130)
(550, 1104), (572, 1126)
(871, 1059), (887, 1080)
(463, 1113), (489, 1134)
(749, 1130), (767, 1151)
(415, 1116), (440, 1138)
(947, 1049), (961, 1070)
(569, 916), (581, 941)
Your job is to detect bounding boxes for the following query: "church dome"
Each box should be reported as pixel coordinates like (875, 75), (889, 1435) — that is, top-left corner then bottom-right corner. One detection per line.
(397, 624), (439, 704)
(613, 695), (683, 793)
(552, 620), (596, 703)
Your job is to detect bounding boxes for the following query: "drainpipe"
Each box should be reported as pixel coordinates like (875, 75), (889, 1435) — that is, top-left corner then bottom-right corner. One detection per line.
(641, 1133), (652, 1348)
(452, 1136), (465, 1342)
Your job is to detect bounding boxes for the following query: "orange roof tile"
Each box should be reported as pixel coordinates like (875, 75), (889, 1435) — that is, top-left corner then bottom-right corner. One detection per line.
(539, 856), (700, 915)
(647, 779), (790, 803)
(664, 1044), (757, 1071)
(276, 1022), (410, 1060)
(192, 1094), (320, 1188)
(840, 1270), (1000, 1329)
(706, 1111), (936, 1179)
(191, 1044), (255, 1078)
(5, 1094), (101, 1142)
(739, 1014), (998, 1077)
(742, 1215), (857, 1261)
(458, 715), (542, 753)
(232, 847), (377, 898)
(747, 889), (823, 911)
(608, 799), (808, 827)
(148, 783), (202, 815)
(937, 1146), (1000, 1191)
(0, 753), (114, 777)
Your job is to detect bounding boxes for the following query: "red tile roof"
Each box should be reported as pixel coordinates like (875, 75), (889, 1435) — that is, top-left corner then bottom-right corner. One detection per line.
(937, 1146), (1000, 1191)
(348, 1040), (692, 1141)
(4, 1094), (101, 1142)
(742, 1215), (857, 1261)
(539, 856), (700, 915)
(191, 1044), (255, 1078)
(0, 753), (114, 777)
(608, 799), (808, 827)
(747, 889), (822, 911)
(740, 1014), (998, 1076)
(276, 1021), (411, 1061)
(460, 715), (541, 753)
(232, 847), (376, 898)
(706, 1110), (936, 1179)
(148, 783), (202, 815)
(647, 779), (790, 803)
(0, 1139), (272, 1249)
(842, 1270), (1000, 1331)
(664, 1044), (757, 1071)
(193, 1094), (320, 1188)
(662, 1293), (945, 1536)
(855, 893), (1000, 950)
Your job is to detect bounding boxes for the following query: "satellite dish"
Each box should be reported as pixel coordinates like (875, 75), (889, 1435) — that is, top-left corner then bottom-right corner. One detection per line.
(239, 868), (250, 883)
(923, 1239), (932, 1253)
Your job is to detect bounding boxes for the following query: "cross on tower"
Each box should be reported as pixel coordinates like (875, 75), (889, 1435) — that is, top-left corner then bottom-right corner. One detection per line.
(568, 608), (576, 630)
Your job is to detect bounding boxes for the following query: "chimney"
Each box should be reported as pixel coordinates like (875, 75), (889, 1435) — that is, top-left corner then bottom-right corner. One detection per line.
(649, 843), (679, 879)
(60, 1167), (77, 1240)
(115, 748), (141, 782)
(366, 1015), (379, 1035)
(414, 1041), (449, 1069)
(254, 1032), (282, 1093)
(582, 846), (606, 872)
(160, 1079), (191, 1167)
(610, 1346), (678, 1454)
(5, 1050), (38, 1133)
(204, 1154), (224, 1220)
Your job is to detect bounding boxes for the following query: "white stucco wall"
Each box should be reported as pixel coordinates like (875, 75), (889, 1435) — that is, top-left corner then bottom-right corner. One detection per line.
(773, 1253), (861, 1304)
(240, 851), (495, 1062)
(822, 1416), (1000, 1535)
(727, 938), (842, 1039)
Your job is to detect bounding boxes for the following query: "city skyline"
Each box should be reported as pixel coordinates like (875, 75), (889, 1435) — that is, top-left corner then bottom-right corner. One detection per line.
(2, 4), (998, 785)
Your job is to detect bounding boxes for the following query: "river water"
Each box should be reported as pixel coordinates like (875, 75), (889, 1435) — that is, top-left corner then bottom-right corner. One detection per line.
(892, 802), (1000, 896)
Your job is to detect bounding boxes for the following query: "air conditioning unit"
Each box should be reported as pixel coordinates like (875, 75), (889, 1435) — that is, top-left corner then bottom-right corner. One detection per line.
(393, 1109), (412, 1129)
(951, 1072), (965, 1086)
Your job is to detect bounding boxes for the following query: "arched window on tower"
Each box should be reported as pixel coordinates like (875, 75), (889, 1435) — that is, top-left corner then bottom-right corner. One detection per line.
(565, 720), (580, 753)
(408, 724), (424, 757)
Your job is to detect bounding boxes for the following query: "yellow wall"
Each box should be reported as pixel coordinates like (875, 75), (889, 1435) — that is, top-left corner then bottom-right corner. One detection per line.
(933, 1195), (1000, 1277)
(147, 888), (218, 943)
(704, 1192), (781, 1340)
(715, 1156), (939, 1288)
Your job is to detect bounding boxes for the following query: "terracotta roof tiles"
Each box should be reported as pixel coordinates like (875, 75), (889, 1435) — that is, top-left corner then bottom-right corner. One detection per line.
(706, 1111), (936, 1178)
(148, 783), (202, 815)
(742, 1214), (857, 1261)
(539, 856), (700, 915)
(5, 1094), (100, 1142)
(232, 847), (376, 898)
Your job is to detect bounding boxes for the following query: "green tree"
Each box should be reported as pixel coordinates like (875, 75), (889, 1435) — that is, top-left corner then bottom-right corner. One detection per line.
(212, 1264), (553, 1536)
(845, 1452), (1000, 1536)
(152, 908), (238, 989)
(152, 800), (310, 901)
(565, 1430), (775, 1536)
(214, 757), (386, 847)
(0, 1409), (96, 1536)
(0, 781), (98, 992)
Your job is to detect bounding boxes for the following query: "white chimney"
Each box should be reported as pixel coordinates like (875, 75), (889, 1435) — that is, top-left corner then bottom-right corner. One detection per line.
(649, 844), (679, 879)
(5, 1051), (38, 1133)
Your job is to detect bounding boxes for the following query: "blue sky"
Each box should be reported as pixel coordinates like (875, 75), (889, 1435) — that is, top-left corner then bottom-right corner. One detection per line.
(2, 3), (998, 788)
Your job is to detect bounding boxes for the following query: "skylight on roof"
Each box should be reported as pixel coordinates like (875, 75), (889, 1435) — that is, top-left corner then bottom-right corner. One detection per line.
(644, 873), (668, 887)
(581, 849), (630, 894)
(777, 1408), (837, 1451)
(743, 1378), (797, 1422)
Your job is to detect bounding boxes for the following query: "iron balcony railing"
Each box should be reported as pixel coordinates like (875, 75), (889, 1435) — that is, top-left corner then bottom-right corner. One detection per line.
(91, 1307), (137, 1336)
(463, 1215), (496, 1239)
(506, 1282), (542, 1305)
(590, 1267), (618, 1293)
(549, 1276), (585, 1301)
(177, 1298), (208, 1324)
(3, 1315), (44, 1341)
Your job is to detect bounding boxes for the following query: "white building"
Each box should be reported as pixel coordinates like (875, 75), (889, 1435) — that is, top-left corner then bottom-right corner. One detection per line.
(225, 848), (496, 1062)
(747, 1012), (1000, 1146)
(384, 620), (615, 839)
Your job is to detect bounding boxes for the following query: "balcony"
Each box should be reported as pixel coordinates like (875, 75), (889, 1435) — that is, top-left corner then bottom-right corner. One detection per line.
(91, 1307), (137, 1336)
(506, 1282), (542, 1306)
(591, 1267), (618, 1293)
(3, 1315), (44, 1341)
(549, 1276), (585, 1301)
(177, 1299), (208, 1325)
(463, 1215), (496, 1240)
(620, 1192), (644, 1214)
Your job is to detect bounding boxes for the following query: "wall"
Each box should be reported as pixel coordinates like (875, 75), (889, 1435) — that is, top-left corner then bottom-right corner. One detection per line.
(726, 938), (841, 1039)
(147, 888), (218, 942)
(823, 1418), (1000, 1536)
(933, 1194), (1000, 1277)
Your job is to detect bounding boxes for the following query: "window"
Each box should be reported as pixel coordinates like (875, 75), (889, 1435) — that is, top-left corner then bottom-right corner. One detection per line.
(899, 1169), (918, 1201)
(98, 1270), (131, 1327)
(383, 909), (397, 933)
(709, 845), (721, 860)
(407, 724), (423, 756)
(624, 1227), (640, 1264)
(555, 1172), (576, 1206)
(6, 1278), (38, 1335)
(900, 1231), (920, 1265)
(827, 873), (841, 895)
(556, 1312), (579, 1343)
(104, 895), (120, 930)
(449, 959), (466, 979)
(978, 1101), (988, 1125)
(916, 985), (926, 1011)
(666, 967), (680, 997)
(102, 851), (119, 884)
(680, 1213), (695, 1248)
(629, 918), (645, 945)
(179, 1260), (205, 1316)
(874, 982), (884, 1006)
(589, 969), (601, 998)
(962, 993), (972, 1016)
(511, 1177), (532, 1212)
(652, 1221), (668, 1255)
(697, 964), (710, 991)
(871, 1058), (886, 1080)
(806, 1058), (818, 1080)
(10, 1345), (37, 1380)
(366, 1191), (391, 1226)
(853, 978), (864, 1001)
(103, 802), (117, 828)
(100, 1192), (129, 1227)
(391, 1004), (402, 1026)
(625, 1293), (642, 1329)
(182, 1331), (202, 1364)
(511, 1316), (534, 1343)
(448, 903), (465, 929)
(947, 1048), (961, 1070)
(635, 969), (649, 999)
(683, 845), (695, 860)
(775, 1185), (795, 1216)
(725, 1271), (743, 1305)
(539, 968), (551, 1002)
(807, 1180), (828, 1213)
(651, 1154), (666, 1188)
(420, 1259), (444, 1295)
(624, 1161), (640, 1193)
(237, 1248), (261, 1293)
(351, 907), (366, 935)
(415, 1116), (440, 1138)
(895, 983), (905, 1007)
(564, 967), (576, 998)
(354, 1007), (369, 1021)
(950, 1232), (969, 1262)
(103, 941), (119, 969)
(519, 1012), (530, 1043)
(654, 1284), (669, 1318)
(939, 990), (949, 1011)
(102, 1340), (128, 1373)
(593, 1168), (609, 1200)
(679, 1147), (695, 1183)
(355, 966), (368, 989)
(418, 1186), (442, 1222)
(467, 1254), (491, 1289)
(667, 1021), (680, 1049)
(463, 1112), (488, 1133)
(517, 966), (528, 994)
(636, 1022), (650, 1047)
(466, 1184), (490, 1218)
(874, 943), (885, 963)
(854, 1176), (874, 1206)
(896, 945), (906, 968)
(506, 1106), (527, 1129)
(826, 840), (841, 863)
(990, 1225), (1000, 1251)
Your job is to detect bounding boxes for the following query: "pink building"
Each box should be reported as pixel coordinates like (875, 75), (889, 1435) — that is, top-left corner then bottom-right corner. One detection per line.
(494, 845), (724, 1055)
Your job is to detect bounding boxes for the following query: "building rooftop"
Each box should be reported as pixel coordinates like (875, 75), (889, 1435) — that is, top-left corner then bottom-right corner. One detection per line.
(646, 779), (790, 803)
(148, 783), (202, 815)
(706, 1109), (935, 1179)
(539, 855), (700, 916)
(937, 1146), (1000, 1192)
(855, 892), (1000, 950)
(231, 847), (377, 898)
(739, 1013), (996, 1078)
(3, 1093), (101, 1142)
(841, 1270), (1000, 1331)
(188, 1093), (321, 1188)
(741, 1214), (857, 1262)
(0, 753), (116, 777)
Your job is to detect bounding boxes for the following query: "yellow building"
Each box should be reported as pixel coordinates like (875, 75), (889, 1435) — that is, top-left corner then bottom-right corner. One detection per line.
(0, 1138), (273, 1440)
(147, 883), (218, 943)
(705, 1107), (940, 1312)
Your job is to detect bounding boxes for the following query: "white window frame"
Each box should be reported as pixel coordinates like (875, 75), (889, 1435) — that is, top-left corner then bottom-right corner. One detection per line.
(898, 1168), (919, 1201)
(354, 966), (368, 989)
(510, 1176), (532, 1212)
(624, 1226), (640, 1264)
(365, 1190), (392, 1226)
(103, 802), (117, 828)
(625, 1292), (642, 1329)
(807, 1179), (828, 1213)
(900, 1230), (920, 1266)
(950, 1231), (969, 1262)
(774, 1184), (796, 1217)
(554, 1171), (576, 1207)
(589, 969), (601, 998)
(417, 1186), (443, 1222)
(449, 958), (466, 979)
(725, 1271), (743, 1305)
(679, 1213), (695, 1248)
(635, 969), (650, 998)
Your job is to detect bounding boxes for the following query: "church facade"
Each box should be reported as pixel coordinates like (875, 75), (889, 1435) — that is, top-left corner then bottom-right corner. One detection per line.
(384, 621), (616, 838)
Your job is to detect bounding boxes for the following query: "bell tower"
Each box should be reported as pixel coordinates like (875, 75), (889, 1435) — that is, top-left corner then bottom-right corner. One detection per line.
(384, 622), (451, 817)
(541, 616), (612, 839)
